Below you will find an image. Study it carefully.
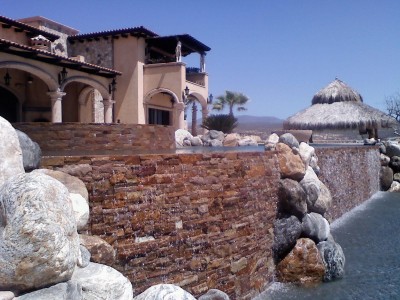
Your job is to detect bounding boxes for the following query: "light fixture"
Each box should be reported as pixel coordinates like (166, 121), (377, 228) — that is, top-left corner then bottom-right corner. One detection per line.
(4, 70), (11, 86)
(207, 93), (213, 104)
(184, 86), (190, 97)
(27, 75), (33, 84)
(170, 97), (176, 107)
(109, 78), (117, 94)
(58, 67), (68, 84)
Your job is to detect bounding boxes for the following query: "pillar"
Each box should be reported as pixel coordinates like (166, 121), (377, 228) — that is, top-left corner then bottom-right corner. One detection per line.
(47, 91), (66, 123)
(175, 102), (185, 130)
(103, 99), (115, 123)
(200, 53), (206, 72)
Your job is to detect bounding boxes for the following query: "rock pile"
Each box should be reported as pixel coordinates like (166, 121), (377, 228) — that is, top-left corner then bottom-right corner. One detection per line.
(266, 133), (345, 285)
(378, 140), (400, 192)
(0, 116), (133, 300)
(175, 129), (260, 148)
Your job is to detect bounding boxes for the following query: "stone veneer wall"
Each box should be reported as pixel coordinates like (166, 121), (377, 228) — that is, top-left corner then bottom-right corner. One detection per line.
(41, 151), (280, 300)
(40, 146), (381, 299)
(13, 123), (175, 154)
(316, 146), (380, 221)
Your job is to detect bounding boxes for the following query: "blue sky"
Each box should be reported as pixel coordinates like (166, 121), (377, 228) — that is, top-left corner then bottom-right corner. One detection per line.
(1, 0), (400, 119)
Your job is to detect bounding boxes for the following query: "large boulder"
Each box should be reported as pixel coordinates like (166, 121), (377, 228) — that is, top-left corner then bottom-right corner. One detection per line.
(276, 238), (325, 285)
(223, 133), (240, 147)
(390, 156), (400, 173)
(300, 167), (321, 210)
(79, 234), (116, 266)
(238, 136), (259, 146)
(299, 142), (315, 169)
(198, 289), (230, 300)
(278, 178), (307, 219)
(175, 129), (193, 147)
(190, 136), (203, 146)
(265, 133), (279, 151)
(276, 143), (306, 181)
(273, 215), (302, 262)
(0, 117), (24, 187)
(278, 133), (300, 149)
(15, 281), (82, 300)
(317, 240), (345, 281)
(380, 166), (394, 191)
(312, 182), (332, 215)
(16, 129), (41, 172)
(385, 142), (400, 158)
(389, 181), (400, 192)
(302, 213), (330, 243)
(0, 172), (79, 293)
(380, 153), (390, 166)
(133, 284), (196, 300)
(71, 263), (133, 300)
(32, 169), (89, 230)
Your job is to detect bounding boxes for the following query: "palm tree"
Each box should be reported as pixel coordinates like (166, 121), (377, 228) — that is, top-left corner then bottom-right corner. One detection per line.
(212, 90), (249, 116)
(184, 97), (199, 136)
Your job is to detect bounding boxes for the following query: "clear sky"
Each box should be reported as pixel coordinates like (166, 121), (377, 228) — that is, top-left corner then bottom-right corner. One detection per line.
(1, 0), (399, 119)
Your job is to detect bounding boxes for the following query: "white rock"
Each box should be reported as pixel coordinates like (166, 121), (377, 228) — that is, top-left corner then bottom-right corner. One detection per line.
(71, 263), (133, 300)
(0, 117), (24, 187)
(389, 181), (400, 192)
(238, 136), (258, 146)
(0, 291), (15, 300)
(70, 193), (90, 230)
(133, 284), (196, 300)
(175, 129), (193, 147)
(299, 142), (315, 169)
(32, 169), (90, 230)
(0, 172), (79, 293)
(265, 133), (279, 150)
(15, 281), (82, 300)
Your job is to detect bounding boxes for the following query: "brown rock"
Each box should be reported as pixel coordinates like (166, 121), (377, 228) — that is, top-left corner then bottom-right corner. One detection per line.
(276, 238), (325, 285)
(223, 133), (240, 147)
(276, 143), (306, 181)
(79, 234), (116, 266)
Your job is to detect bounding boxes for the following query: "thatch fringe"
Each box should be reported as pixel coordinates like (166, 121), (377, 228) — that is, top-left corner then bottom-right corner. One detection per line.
(284, 102), (397, 130)
(311, 78), (363, 105)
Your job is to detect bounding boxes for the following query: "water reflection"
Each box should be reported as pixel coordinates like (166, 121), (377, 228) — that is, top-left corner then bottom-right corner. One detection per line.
(257, 192), (400, 300)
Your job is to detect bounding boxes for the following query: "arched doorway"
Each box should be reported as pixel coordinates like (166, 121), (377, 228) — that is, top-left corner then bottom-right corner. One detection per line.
(0, 86), (18, 122)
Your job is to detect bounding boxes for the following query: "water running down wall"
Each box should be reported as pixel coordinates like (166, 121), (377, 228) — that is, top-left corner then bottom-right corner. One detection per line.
(41, 146), (380, 299)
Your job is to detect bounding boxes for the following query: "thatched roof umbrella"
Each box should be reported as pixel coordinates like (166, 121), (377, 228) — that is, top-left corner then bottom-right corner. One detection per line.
(284, 78), (397, 131)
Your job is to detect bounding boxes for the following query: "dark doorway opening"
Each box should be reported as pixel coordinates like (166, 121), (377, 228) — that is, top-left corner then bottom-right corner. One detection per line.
(0, 87), (18, 122)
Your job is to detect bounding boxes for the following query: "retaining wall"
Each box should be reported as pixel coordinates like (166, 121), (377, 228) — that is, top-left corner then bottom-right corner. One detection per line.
(40, 145), (381, 299)
(13, 123), (175, 155)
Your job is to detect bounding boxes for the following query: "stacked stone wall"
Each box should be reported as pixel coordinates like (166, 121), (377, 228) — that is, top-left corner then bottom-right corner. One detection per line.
(42, 151), (280, 299)
(316, 146), (380, 221)
(13, 123), (175, 155)
(39, 145), (381, 299)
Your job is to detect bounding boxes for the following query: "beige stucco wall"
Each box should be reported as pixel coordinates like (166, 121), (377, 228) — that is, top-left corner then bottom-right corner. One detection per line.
(113, 36), (146, 124)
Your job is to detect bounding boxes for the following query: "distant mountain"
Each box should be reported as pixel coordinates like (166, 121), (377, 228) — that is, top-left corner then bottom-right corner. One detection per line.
(235, 115), (284, 139)
(236, 115), (284, 124)
(194, 114), (284, 139)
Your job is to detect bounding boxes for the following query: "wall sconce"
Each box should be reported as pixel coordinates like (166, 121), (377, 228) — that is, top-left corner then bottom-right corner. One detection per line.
(27, 75), (33, 85)
(170, 97), (176, 107)
(207, 93), (213, 104)
(58, 67), (68, 85)
(109, 78), (117, 94)
(4, 70), (11, 86)
(184, 86), (190, 97)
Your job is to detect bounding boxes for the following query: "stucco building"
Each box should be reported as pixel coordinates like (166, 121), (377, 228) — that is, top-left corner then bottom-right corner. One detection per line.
(0, 15), (211, 130)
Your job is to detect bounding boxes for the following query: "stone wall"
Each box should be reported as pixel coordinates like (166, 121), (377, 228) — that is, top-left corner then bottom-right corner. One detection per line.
(13, 123), (175, 155)
(40, 145), (381, 299)
(68, 38), (113, 68)
(41, 151), (280, 300)
(316, 146), (380, 221)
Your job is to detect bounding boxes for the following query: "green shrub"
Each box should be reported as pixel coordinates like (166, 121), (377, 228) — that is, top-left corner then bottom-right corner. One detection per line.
(201, 114), (238, 133)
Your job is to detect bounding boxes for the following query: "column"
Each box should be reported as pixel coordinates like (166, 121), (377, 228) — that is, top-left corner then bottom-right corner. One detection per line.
(103, 98), (115, 123)
(200, 53), (206, 72)
(47, 91), (66, 123)
(175, 102), (185, 130)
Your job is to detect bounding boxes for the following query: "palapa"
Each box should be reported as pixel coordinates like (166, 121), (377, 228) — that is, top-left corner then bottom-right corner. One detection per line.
(284, 78), (397, 130)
